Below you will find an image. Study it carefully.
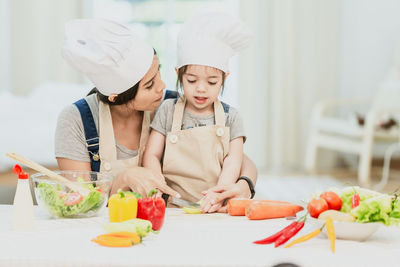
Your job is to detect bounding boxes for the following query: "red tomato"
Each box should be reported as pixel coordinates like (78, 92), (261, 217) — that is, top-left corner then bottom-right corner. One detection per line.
(96, 188), (104, 195)
(64, 192), (83, 206)
(307, 198), (329, 218)
(320, 191), (342, 210)
(57, 191), (67, 199)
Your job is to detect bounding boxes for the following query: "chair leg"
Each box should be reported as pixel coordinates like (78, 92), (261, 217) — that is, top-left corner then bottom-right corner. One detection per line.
(358, 113), (376, 188)
(305, 137), (319, 173)
(358, 139), (373, 188)
(358, 152), (372, 188)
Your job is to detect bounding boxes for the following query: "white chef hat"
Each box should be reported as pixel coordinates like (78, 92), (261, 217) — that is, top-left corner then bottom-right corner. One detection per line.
(177, 12), (253, 73)
(61, 19), (154, 96)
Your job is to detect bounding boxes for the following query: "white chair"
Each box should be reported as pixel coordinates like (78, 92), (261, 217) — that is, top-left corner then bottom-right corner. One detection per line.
(305, 81), (400, 188)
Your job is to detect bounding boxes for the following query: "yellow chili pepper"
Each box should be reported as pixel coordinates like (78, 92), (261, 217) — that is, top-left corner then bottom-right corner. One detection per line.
(284, 224), (324, 248)
(325, 217), (336, 253)
(108, 190), (138, 222)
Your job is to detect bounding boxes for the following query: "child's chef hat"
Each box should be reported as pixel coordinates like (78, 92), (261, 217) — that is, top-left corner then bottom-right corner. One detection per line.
(177, 12), (253, 72)
(61, 19), (153, 96)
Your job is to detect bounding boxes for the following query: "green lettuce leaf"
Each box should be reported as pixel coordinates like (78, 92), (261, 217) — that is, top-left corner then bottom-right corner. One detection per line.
(37, 182), (105, 217)
(350, 195), (397, 225)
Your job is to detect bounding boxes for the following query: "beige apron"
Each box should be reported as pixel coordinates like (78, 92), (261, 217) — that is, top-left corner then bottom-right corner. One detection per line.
(162, 97), (230, 203)
(98, 101), (151, 178)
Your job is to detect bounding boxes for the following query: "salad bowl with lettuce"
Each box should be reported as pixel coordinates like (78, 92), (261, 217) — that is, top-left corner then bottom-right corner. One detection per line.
(308, 186), (400, 241)
(32, 171), (112, 218)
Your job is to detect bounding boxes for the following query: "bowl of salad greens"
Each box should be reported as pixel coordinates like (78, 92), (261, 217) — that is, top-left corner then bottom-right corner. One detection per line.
(32, 171), (112, 218)
(308, 186), (400, 241)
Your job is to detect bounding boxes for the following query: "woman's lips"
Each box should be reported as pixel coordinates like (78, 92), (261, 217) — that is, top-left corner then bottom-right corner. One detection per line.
(194, 96), (207, 104)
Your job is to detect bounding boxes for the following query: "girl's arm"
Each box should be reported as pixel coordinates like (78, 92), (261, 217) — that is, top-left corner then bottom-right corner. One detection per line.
(142, 130), (167, 183)
(217, 137), (244, 185)
(201, 154), (258, 213)
(201, 137), (243, 213)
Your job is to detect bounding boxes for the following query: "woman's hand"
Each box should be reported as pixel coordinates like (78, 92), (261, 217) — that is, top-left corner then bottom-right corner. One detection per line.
(110, 166), (180, 198)
(202, 180), (252, 213)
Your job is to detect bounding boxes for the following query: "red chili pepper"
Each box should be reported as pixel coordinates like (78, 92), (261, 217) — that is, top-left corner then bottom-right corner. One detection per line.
(253, 222), (298, 244)
(274, 221), (305, 247)
(137, 189), (166, 231)
(352, 194), (360, 208)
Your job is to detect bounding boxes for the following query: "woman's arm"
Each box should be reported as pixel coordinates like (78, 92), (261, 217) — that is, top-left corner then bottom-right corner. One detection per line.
(57, 158), (91, 171)
(142, 130), (167, 182)
(57, 157), (179, 198)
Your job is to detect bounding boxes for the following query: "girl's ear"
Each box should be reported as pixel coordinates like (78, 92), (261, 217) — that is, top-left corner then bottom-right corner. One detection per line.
(175, 67), (179, 75)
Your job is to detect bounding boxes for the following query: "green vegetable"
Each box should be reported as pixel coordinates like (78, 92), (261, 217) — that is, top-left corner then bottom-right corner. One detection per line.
(37, 183), (105, 217)
(350, 194), (399, 226)
(104, 218), (154, 238)
(122, 190), (144, 199)
(340, 187), (380, 213)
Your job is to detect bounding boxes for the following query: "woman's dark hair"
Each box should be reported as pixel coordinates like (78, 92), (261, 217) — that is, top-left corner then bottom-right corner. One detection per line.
(87, 49), (157, 105)
(87, 83), (139, 106)
(176, 65), (226, 96)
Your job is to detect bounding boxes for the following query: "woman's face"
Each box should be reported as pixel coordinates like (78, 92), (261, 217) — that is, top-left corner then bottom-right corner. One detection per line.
(131, 55), (165, 111)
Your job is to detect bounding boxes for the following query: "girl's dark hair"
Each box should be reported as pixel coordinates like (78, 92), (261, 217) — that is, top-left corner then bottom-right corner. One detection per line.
(176, 65), (226, 96)
(87, 49), (157, 105)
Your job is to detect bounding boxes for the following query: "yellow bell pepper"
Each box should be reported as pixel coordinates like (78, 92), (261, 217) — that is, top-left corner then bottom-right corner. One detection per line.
(325, 217), (336, 253)
(108, 191), (138, 222)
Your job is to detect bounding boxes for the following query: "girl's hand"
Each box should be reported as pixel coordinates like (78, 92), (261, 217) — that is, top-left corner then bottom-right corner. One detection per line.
(202, 181), (252, 213)
(110, 166), (180, 198)
(200, 191), (222, 213)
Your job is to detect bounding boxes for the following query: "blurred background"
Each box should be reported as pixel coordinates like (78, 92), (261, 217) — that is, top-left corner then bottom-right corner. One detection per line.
(1, 0), (400, 203)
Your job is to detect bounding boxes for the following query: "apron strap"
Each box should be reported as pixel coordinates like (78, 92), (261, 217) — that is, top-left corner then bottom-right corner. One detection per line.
(137, 111), (151, 166)
(99, 101), (118, 161)
(214, 100), (226, 127)
(73, 98), (100, 172)
(171, 97), (186, 132)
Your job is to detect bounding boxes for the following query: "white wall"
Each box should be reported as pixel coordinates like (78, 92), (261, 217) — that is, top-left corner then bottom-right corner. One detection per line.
(10, 0), (84, 95)
(0, 0), (10, 91)
(339, 0), (400, 99)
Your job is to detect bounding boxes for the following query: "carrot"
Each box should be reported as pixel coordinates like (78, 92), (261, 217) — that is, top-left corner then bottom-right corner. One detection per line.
(92, 235), (133, 247)
(245, 201), (304, 220)
(92, 232), (141, 247)
(227, 198), (292, 216)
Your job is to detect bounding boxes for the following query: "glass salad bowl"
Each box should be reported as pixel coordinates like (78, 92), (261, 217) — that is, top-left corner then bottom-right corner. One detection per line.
(31, 171), (112, 218)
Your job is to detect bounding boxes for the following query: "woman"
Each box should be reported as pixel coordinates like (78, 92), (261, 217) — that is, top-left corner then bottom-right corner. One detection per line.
(55, 18), (257, 211)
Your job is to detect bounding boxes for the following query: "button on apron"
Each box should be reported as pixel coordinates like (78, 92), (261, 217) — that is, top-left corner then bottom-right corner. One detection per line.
(216, 128), (224, 137)
(103, 162), (111, 171)
(169, 135), (178, 144)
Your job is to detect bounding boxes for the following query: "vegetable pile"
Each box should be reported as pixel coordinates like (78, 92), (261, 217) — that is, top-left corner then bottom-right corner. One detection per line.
(92, 189), (165, 248)
(307, 187), (400, 226)
(37, 181), (105, 218)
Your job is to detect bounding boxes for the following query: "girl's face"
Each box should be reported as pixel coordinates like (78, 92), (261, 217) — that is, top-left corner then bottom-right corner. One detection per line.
(131, 56), (165, 111)
(181, 65), (224, 114)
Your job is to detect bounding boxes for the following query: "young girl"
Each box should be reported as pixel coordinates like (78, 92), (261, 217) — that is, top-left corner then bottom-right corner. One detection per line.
(143, 12), (252, 213)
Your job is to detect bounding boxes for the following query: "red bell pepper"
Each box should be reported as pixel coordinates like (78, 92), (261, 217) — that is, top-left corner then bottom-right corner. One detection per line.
(137, 189), (166, 231)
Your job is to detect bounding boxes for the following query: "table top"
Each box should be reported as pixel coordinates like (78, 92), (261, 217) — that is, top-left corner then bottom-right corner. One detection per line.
(0, 204), (399, 267)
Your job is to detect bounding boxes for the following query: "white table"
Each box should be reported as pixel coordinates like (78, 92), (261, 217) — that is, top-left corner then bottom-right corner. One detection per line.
(0, 205), (399, 267)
